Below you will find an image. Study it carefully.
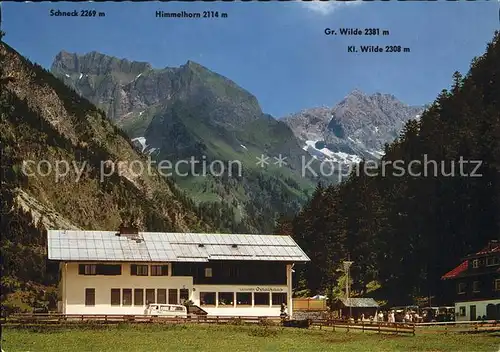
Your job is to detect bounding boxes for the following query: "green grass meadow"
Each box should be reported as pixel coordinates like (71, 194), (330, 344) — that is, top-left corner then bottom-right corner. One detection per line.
(2, 324), (499, 352)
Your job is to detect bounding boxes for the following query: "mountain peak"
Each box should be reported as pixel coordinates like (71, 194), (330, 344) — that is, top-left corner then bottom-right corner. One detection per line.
(185, 59), (200, 66)
(182, 60), (211, 74)
(349, 88), (366, 96)
(345, 90), (400, 103)
(51, 51), (152, 76)
(50, 50), (264, 125)
(283, 90), (425, 153)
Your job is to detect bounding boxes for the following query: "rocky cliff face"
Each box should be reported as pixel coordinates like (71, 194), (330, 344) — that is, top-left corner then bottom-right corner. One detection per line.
(51, 53), (263, 129)
(51, 51), (155, 122)
(52, 50), (152, 77)
(283, 89), (424, 163)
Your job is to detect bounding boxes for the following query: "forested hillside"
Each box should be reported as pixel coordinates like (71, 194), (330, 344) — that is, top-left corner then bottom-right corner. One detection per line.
(51, 51), (321, 234)
(281, 31), (500, 305)
(0, 34), (211, 312)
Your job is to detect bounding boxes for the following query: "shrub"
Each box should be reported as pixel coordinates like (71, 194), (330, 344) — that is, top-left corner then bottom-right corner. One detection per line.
(248, 326), (278, 338)
(228, 317), (244, 326)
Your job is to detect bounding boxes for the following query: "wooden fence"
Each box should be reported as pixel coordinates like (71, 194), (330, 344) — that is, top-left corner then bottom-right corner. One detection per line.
(292, 298), (328, 311)
(4, 313), (500, 337)
(310, 319), (416, 335)
(416, 320), (499, 326)
(2, 313), (282, 326)
(2, 313), (416, 335)
(415, 320), (500, 334)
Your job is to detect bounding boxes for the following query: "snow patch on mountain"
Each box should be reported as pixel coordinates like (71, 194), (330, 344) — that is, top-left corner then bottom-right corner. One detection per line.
(303, 140), (362, 164)
(131, 137), (160, 156)
(368, 149), (385, 158)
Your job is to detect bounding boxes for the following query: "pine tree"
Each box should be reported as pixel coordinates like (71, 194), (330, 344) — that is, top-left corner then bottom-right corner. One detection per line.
(282, 31), (500, 305)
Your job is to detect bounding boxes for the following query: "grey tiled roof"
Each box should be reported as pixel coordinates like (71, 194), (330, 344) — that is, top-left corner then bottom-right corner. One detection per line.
(47, 230), (310, 263)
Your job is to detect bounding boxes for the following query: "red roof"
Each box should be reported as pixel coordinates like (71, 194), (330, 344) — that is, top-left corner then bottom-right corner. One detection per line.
(441, 260), (468, 280)
(475, 243), (500, 255)
(441, 241), (499, 280)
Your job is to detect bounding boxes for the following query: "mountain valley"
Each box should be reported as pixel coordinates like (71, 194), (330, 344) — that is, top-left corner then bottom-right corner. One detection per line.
(50, 51), (423, 233)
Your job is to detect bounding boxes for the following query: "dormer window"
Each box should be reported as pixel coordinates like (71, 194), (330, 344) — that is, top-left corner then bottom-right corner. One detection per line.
(472, 259), (479, 268)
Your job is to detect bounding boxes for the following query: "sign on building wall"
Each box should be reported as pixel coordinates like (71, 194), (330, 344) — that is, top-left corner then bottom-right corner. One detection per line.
(238, 287), (285, 292)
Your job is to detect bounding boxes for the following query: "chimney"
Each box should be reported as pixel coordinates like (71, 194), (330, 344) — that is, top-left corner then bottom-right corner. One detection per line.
(119, 225), (138, 235)
(489, 239), (499, 250)
(116, 222), (140, 240)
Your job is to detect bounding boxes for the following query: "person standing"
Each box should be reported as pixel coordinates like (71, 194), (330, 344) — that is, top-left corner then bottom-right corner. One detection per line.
(378, 311), (384, 322)
(280, 303), (288, 319)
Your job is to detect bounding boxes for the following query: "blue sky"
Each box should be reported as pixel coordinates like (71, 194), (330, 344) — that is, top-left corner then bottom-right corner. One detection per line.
(3, 1), (499, 117)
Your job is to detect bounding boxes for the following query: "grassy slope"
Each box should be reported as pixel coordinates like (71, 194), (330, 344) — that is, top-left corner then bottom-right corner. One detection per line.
(3, 325), (499, 352)
(145, 102), (315, 204)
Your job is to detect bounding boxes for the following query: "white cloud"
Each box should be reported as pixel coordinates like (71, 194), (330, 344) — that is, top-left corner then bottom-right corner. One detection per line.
(301, 0), (364, 16)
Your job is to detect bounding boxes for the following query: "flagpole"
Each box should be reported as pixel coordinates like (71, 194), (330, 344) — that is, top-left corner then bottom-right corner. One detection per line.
(343, 259), (353, 318)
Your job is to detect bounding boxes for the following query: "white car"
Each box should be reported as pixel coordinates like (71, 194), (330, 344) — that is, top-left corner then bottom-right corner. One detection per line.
(144, 304), (188, 318)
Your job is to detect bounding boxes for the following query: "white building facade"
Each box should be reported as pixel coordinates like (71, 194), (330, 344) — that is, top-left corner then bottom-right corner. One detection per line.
(454, 299), (500, 321)
(49, 229), (310, 317)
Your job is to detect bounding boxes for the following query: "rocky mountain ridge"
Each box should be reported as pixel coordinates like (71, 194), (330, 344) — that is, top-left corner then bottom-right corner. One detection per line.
(283, 89), (424, 163)
(51, 50), (320, 233)
(51, 50), (426, 231)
